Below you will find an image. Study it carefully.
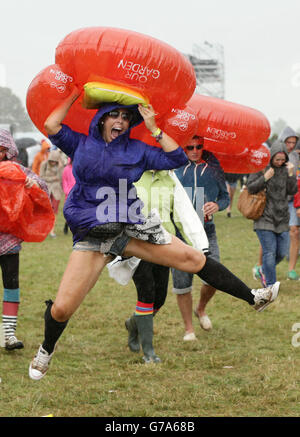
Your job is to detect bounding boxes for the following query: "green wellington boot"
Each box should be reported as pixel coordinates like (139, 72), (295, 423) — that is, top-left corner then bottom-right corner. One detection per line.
(134, 314), (161, 364)
(125, 314), (140, 352)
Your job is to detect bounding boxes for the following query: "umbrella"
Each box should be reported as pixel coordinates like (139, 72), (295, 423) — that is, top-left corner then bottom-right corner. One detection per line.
(14, 138), (40, 167)
(15, 137), (39, 149)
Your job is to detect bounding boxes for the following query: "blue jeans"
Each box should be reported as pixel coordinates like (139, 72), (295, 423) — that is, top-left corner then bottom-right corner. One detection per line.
(255, 229), (289, 286)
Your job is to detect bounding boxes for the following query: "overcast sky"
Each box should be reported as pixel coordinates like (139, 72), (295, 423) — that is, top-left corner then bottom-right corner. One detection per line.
(1, 0), (300, 132)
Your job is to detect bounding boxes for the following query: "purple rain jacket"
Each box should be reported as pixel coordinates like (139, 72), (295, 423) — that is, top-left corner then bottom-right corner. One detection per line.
(48, 103), (188, 244)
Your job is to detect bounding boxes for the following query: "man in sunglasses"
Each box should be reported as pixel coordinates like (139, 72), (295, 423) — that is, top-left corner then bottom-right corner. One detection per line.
(172, 135), (230, 340)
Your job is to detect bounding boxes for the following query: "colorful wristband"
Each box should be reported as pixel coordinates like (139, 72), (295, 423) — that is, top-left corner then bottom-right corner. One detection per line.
(151, 128), (161, 138)
(151, 128), (163, 142)
(155, 131), (163, 142)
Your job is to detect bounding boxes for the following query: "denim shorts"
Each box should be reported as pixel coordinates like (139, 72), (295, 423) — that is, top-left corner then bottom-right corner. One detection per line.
(73, 210), (171, 257)
(172, 231), (220, 294)
(73, 231), (130, 258)
(289, 201), (300, 227)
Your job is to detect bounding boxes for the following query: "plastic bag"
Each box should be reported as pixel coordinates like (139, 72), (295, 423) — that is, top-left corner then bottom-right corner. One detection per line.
(107, 256), (141, 285)
(0, 161), (55, 242)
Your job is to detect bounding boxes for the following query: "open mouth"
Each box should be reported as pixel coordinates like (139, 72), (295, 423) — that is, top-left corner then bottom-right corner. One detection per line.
(111, 127), (123, 140)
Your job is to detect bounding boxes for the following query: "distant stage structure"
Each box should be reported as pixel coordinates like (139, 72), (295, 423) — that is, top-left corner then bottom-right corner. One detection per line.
(184, 41), (225, 99)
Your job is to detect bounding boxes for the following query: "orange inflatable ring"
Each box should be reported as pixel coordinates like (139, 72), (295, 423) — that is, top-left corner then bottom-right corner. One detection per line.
(206, 142), (270, 173)
(26, 27), (196, 136)
(131, 92), (271, 173)
(189, 94), (271, 152)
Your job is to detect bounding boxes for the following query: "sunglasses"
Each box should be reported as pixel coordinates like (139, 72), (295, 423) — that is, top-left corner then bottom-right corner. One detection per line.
(107, 110), (133, 122)
(186, 145), (203, 151)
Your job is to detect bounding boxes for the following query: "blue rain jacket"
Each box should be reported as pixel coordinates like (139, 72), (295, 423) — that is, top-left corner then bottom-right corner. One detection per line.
(49, 103), (188, 244)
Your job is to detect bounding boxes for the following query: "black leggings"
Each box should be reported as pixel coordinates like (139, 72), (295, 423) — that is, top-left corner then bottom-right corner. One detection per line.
(0, 253), (19, 289)
(196, 256), (255, 305)
(132, 260), (170, 312)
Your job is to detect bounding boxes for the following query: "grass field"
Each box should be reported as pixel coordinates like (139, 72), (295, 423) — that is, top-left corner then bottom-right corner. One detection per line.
(1, 194), (300, 418)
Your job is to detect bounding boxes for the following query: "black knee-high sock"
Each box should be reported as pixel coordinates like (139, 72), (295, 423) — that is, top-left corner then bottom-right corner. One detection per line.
(196, 257), (255, 305)
(42, 300), (68, 354)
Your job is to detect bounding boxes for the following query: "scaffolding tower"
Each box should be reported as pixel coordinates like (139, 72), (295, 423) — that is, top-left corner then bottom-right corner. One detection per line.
(184, 41), (225, 99)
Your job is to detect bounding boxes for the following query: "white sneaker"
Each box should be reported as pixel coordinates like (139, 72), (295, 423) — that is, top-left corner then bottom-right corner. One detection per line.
(251, 282), (280, 312)
(199, 315), (212, 331)
(29, 345), (54, 380)
(183, 332), (197, 341)
(194, 309), (213, 331)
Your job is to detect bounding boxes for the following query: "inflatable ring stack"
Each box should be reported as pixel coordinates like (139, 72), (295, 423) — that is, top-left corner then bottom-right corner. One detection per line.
(26, 27), (271, 173)
(26, 27), (196, 136)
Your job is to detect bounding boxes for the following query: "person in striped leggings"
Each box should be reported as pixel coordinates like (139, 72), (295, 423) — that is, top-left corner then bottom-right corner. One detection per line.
(1, 249), (23, 350)
(0, 129), (48, 350)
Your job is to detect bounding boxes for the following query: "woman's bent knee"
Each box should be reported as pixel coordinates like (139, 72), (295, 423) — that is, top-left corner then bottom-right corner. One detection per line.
(51, 302), (72, 322)
(184, 249), (206, 273)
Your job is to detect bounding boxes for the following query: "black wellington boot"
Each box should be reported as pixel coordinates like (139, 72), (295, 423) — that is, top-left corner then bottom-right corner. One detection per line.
(134, 314), (161, 363)
(125, 314), (140, 352)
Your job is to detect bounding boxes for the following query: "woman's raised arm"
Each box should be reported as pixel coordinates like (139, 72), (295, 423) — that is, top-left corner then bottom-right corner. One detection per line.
(138, 104), (180, 153)
(44, 87), (80, 136)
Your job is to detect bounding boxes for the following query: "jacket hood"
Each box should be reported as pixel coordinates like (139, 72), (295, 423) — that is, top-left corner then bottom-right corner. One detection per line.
(88, 103), (144, 142)
(270, 140), (289, 164)
(278, 126), (299, 143)
(0, 129), (18, 159)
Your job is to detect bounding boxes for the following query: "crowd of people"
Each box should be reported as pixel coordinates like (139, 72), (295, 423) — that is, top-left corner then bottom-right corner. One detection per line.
(0, 94), (299, 380)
